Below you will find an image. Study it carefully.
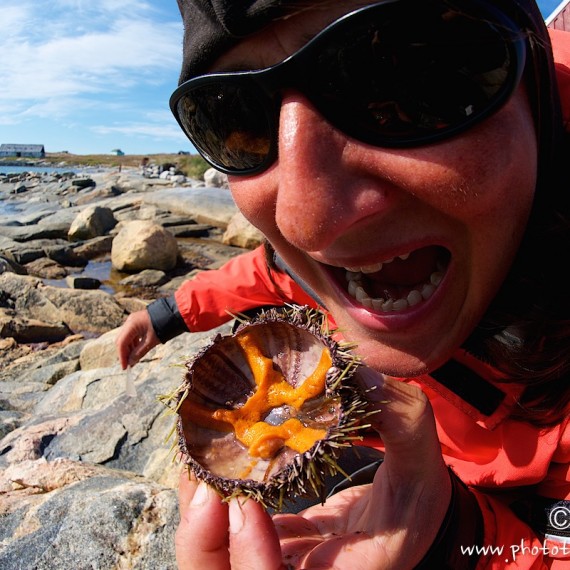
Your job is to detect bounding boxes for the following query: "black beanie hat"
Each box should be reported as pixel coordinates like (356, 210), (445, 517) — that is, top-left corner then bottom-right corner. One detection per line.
(176, 0), (551, 79)
(176, 0), (294, 82)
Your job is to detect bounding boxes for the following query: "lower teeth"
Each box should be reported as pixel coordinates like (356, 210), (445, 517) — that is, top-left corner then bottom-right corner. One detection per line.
(346, 270), (443, 312)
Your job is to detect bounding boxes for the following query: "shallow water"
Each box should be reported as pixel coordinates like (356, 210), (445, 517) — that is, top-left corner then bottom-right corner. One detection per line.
(42, 259), (134, 296)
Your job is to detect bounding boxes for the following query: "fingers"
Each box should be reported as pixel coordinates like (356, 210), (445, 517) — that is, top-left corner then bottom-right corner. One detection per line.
(177, 468), (197, 519)
(228, 497), (285, 569)
(115, 310), (160, 369)
(176, 471), (231, 570)
(177, 471), (285, 570)
(127, 329), (159, 367)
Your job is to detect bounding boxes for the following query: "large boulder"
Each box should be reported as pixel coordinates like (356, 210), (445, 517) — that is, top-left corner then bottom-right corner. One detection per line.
(111, 221), (178, 272)
(67, 205), (117, 241)
(142, 187), (238, 229)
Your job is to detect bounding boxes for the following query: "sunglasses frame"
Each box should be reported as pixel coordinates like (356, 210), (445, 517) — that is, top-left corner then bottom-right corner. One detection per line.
(170, 0), (527, 176)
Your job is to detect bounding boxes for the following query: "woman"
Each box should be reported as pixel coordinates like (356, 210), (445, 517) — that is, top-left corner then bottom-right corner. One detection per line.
(169, 0), (570, 567)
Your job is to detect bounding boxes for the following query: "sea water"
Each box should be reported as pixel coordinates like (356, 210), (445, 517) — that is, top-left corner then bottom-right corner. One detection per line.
(0, 165), (78, 175)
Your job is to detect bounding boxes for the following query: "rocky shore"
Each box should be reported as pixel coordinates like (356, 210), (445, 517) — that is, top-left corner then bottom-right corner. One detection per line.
(0, 167), (265, 568)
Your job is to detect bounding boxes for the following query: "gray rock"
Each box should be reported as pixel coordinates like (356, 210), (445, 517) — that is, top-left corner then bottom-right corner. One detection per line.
(0, 273), (126, 336)
(79, 329), (120, 371)
(68, 205), (117, 241)
(44, 242), (88, 267)
(113, 294), (150, 315)
(203, 167), (229, 188)
(36, 208), (78, 233)
(72, 235), (113, 259)
(0, 335), (85, 383)
(71, 177), (96, 189)
(0, 223), (66, 241)
(0, 255), (27, 275)
(0, 237), (87, 267)
(40, 286), (126, 334)
(119, 269), (167, 288)
(166, 223), (211, 238)
(25, 257), (68, 279)
(0, 410), (23, 440)
(111, 221), (178, 272)
(0, 462), (179, 570)
(142, 186), (238, 228)
(0, 167), (263, 568)
(0, 307), (72, 344)
(223, 211), (265, 249)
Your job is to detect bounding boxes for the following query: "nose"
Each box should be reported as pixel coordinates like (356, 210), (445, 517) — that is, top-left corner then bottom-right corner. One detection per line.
(274, 93), (389, 252)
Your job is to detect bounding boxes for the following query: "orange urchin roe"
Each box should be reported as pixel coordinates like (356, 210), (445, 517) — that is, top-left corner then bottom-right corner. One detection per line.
(187, 327), (331, 459)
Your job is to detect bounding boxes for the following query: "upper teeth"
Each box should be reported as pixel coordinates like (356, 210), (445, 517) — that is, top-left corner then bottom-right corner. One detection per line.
(345, 253), (410, 274)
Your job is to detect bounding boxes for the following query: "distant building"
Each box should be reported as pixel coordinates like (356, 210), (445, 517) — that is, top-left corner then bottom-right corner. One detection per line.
(546, 0), (570, 30)
(0, 144), (45, 158)
(110, 149), (125, 156)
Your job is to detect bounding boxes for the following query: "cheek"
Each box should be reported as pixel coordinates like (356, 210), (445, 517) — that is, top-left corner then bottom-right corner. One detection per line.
(412, 96), (537, 228)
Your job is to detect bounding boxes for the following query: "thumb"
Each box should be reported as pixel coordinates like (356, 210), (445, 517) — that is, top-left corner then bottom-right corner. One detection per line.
(356, 367), (443, 476)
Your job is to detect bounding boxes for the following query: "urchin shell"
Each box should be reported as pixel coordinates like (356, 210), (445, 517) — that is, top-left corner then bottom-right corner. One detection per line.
(169, 305), (370, 511)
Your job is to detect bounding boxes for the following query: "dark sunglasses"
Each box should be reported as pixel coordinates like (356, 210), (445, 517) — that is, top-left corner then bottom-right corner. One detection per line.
(170, 0), (526, 176)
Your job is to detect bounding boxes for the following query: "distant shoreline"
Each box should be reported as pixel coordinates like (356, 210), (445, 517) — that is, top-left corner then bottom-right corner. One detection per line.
(0, 152), (209, 179)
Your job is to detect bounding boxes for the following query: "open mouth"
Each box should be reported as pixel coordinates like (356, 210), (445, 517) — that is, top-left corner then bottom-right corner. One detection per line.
(332, 245), (450, 312)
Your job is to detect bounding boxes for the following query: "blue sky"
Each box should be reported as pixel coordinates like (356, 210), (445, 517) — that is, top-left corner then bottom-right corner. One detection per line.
(0, 0), (563, 156)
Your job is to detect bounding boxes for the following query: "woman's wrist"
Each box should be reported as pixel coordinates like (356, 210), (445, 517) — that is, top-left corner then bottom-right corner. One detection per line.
(147, 295), (190, 343)
(414, 468), (483, 569)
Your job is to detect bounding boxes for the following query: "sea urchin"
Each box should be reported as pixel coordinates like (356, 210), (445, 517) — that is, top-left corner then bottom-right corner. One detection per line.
(168, 305), (371, 511)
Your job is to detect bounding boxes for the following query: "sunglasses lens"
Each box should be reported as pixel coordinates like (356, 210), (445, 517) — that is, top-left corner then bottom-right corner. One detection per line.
(173, 82), (274, 173)
(310, 2), (521, 146)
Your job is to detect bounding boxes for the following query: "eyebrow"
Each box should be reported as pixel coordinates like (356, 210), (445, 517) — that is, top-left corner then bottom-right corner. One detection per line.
(215, 29), (321, 74)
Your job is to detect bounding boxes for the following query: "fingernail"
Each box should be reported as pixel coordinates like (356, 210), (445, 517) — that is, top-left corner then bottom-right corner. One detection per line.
(357, 367), (386, 401)
(190, 481), (209, 507)
(229, 498), (245, 534)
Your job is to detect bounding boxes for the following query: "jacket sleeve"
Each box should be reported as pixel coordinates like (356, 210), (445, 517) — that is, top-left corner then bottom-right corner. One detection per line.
(165, 245), (316, 333)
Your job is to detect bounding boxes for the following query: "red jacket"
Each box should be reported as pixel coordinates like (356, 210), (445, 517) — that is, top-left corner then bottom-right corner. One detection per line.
(168, 245), (570, 569)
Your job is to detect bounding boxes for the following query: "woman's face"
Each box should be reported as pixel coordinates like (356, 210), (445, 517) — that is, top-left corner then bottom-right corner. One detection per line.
(213, 2), (538, 377)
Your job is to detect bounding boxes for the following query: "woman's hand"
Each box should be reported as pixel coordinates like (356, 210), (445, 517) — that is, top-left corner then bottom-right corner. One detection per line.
(115, 310), (160, 369)
(176, 474), (285, 569)
(175, 369), (452, 569)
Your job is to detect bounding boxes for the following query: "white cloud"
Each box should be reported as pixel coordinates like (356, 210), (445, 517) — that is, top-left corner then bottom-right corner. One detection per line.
(91, 121), (187, 140)
(0, 1), (182, 103)
(0, 7), (29, 39)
